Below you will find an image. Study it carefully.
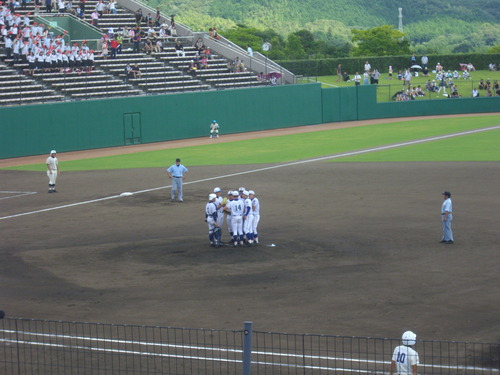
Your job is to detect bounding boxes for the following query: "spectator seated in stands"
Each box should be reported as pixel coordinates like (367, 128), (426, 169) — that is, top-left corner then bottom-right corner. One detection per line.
(203, 47), (212, 59)
(462, 70), (470, 79)
(124, 63), (133, 81)
(151, 35), (162, 52)
(188, 60), (197, 75)
(478, 79), (486, 90)
(194, 38), (204, 54)
(130, 63), (141, 78)
(175, 40), (185, 57)
(200, 56), (208, 69)
(415, 85), (425, 96)
(257, 72), (267, 82)
(144, 37), (152, 54)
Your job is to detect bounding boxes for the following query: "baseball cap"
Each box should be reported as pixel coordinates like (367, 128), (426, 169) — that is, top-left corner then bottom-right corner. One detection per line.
(209, 193), (216, 200)
(248, 190), (255, 195)
(227, 191), (233, 196)
(442, 191), (451, 197)
(233, 191), (239, 196)
(243, 190), (249, 196)
(214, 187), (221, 193)
(212, 120), (216, 123)
(175, 158), (181, 162)
(238, 187), (245, 192)
(50, 150), (56, 154)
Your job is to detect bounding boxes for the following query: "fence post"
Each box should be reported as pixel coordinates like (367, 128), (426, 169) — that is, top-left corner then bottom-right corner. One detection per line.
(242, 321), (253, 375)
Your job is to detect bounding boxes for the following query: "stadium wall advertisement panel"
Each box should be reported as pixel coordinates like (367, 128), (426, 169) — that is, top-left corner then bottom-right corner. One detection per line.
(0, 84), (498, 159)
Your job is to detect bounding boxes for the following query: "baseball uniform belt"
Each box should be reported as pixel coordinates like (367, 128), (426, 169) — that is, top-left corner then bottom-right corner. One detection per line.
(173, 176), (182, 178)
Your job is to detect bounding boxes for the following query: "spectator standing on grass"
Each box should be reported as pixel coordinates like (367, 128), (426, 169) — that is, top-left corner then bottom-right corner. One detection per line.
(363, 70), (369, 85)
(390, 331), (419, 375)
(421, 54), (428, 69)
(472, 88), (479, 97)
(167, 158), (188, 202)
(364, 61), (371, 72)
(247, 44), (253, 57)
(353, 72), (361, 86)
(403, 69), (412, 87)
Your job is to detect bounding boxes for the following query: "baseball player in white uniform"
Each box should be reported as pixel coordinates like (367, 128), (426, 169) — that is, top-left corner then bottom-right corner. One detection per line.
(242, 190), (254, 245)
(46, 150), (60, 193)
(205, 193), (221, 247)
(249, 190), (260, 244)
(390, 331), (419, 375)
(213, 187), (225, 234)
(209, 120), (219, 138)
(225, 190), (235, 240)
(227, 190), (245, 246)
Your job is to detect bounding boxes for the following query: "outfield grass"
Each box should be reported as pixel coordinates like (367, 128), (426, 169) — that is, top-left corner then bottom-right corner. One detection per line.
(5, 114), (499, 172)
(332, 129), (500, 162)
(299, 70), (500, 102)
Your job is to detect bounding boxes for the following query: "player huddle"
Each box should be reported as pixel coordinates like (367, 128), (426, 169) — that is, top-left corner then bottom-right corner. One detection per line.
(205, 187), (260, 248)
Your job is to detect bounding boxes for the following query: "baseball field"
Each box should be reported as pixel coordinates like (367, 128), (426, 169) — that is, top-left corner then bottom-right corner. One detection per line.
(1, 113), (499, 344)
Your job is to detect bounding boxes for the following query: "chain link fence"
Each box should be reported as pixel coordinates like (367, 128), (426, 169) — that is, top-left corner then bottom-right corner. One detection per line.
(1, 318), (499, 374)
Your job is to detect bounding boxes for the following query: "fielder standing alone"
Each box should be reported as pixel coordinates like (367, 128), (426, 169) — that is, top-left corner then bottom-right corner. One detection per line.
(209, 120), (220, 138)
(46, 150), (61, 193)
(440, 191), (454, 244)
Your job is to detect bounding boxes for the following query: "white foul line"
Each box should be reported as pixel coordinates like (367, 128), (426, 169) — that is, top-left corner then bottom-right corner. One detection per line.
(0, 191), (37, 201)
(1, 125), (498, 221)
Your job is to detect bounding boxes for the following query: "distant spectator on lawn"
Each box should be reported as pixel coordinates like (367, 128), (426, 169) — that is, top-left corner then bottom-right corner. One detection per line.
(353, 72), (361, 86)
(472, 88), (479, 97)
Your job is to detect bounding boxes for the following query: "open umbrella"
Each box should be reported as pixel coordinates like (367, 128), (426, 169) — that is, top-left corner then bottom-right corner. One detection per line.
(411, 65), (423, 70)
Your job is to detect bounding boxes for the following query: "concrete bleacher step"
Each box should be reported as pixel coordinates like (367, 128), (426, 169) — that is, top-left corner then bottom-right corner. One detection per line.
(70, 89), (142, 98)
(0, 95), (65, 105)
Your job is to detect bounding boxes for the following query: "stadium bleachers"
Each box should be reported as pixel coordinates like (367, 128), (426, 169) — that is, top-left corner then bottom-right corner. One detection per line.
(0, 0), (269, 105)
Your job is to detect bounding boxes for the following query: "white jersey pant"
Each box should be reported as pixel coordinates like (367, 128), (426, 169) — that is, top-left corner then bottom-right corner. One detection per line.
(226, 213), (233, 233)
(47, 170), (58, 185)
(207, 216), (216, 232)
(216, 211), (224, 228)
(231, 215), (243, 236)
(252, 214), (260, 235)
(243, 215), (253, 234)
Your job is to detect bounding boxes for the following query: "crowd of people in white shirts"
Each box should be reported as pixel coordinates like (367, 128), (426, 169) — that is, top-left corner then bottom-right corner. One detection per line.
(1, 5), (98, 74)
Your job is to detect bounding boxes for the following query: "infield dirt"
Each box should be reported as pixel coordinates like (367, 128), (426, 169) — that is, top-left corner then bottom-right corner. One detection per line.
(1, 158), (499, 343)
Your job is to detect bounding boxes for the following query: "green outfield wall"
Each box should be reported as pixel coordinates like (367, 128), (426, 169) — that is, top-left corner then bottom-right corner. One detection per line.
(1, 84), (498, 159)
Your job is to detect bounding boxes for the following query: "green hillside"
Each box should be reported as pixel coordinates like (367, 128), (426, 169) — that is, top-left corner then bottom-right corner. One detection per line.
(145, 0), (500, 53)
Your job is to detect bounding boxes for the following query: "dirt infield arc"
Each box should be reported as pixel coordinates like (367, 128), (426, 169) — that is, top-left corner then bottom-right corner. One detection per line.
(0, 114), (499, 344)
